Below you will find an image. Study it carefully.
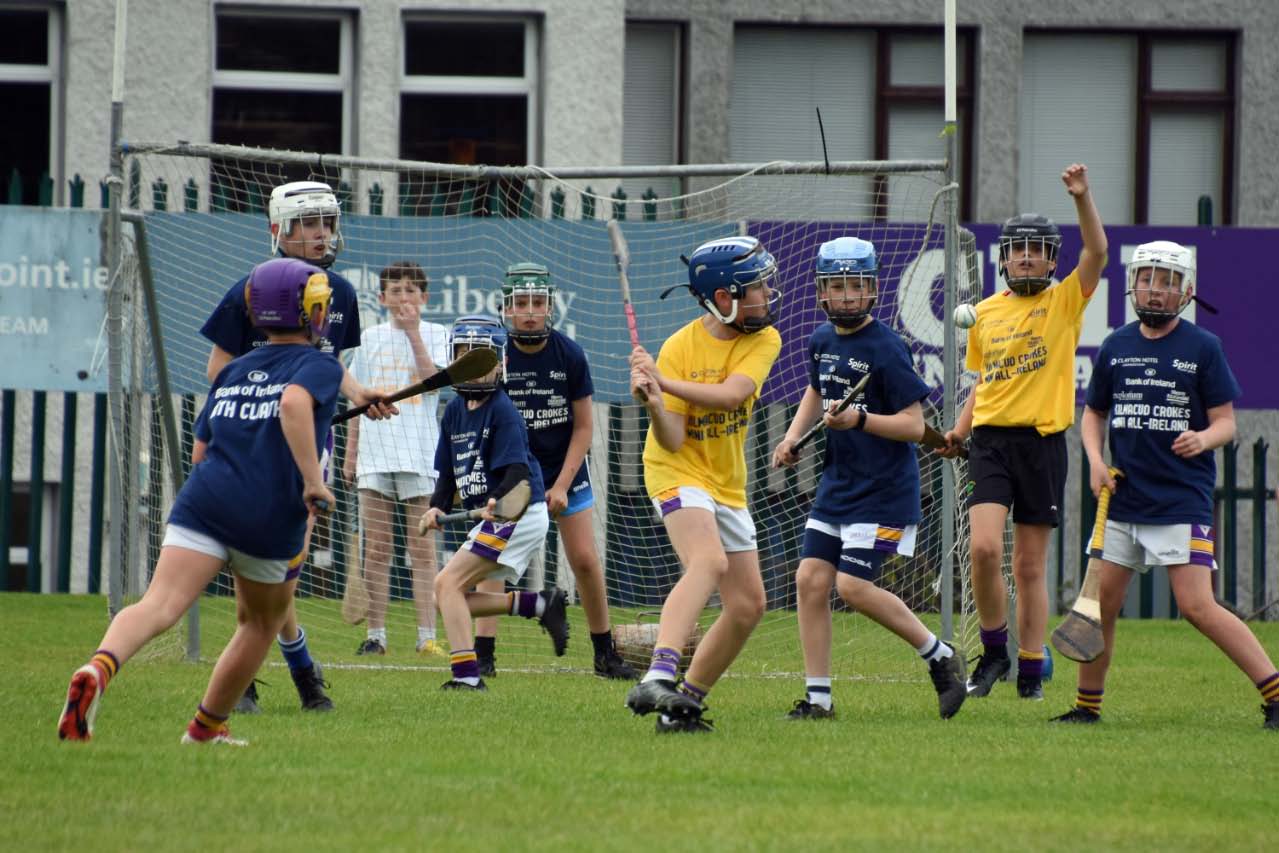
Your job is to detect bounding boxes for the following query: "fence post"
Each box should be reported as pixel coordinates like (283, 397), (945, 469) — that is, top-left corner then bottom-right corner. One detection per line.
(368, 183), (383, 217)
(69, 174), (85, 208)
(6, 167), (21, 204)
(152, 177), (167, 211)
(87, 394), (107, 595)
(1253, 438), (1270, 614)
(581, 187), (595, 221)
(57, 392), (77, 593)
(1197, 195), (1213, 226)
(1221, 442), (1238, 606)
(611, 186), (627, 221)
(184, 178), (199, 212)
(550, 187), (565, 219)
(643, 188), (658, 221)
(27, 391), (47, 592)
(0, 390), (13, 583)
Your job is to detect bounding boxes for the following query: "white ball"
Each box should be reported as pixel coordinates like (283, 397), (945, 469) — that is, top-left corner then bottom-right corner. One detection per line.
(953, 304), (978, 329)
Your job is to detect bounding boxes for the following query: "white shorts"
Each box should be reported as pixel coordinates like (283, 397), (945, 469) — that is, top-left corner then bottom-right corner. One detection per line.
(1100, 520), (1217, 574)
(358, 471), (436, 501)
(803, 519), (919, 557)
(462, 501), (551, 583)
(163, 524), (300, 585)
(651, 486), (757, 553)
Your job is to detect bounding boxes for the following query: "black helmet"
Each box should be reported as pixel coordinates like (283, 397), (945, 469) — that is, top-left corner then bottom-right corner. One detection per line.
(998, 214), (1061, 295)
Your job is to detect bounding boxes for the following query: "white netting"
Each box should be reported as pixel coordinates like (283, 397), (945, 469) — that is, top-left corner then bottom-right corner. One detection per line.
(119, 143), (980, 679)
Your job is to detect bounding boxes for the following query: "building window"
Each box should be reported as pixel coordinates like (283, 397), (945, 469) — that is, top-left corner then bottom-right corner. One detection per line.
(730, 26), (974, 221)
(1020, 32), (1235, 226)
(0, 5), (61, 206)
(399, 16), (539, 216)
(622, 22), (683, 202)
(210, 9), (354, 210)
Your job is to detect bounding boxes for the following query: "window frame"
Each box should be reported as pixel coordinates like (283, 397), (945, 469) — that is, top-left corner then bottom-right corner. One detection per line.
(399, 12), (541, 166)
(0, 2), (62, 204)
(1024, 28), (1237, 226)
(210, 5), (355, 157)
(875, 26), (977, 221)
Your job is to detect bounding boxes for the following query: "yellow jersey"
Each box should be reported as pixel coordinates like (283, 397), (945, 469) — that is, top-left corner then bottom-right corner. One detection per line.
(965, 268), (1090, 435)
(643, 318), (782, 507)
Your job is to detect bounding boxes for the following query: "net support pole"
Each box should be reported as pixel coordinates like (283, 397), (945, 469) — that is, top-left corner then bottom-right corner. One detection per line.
(939, 0), (959, 642)
(105, 0), (128, 617)
(122, 211), (198, 660)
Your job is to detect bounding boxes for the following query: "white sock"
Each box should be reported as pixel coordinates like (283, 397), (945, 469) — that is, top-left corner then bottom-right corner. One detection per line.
(418, 626), (435, 644)
(917, 634), (953, 662)
(458, 675), (480, 686)
(368, 627), (387, 644)
(805, 676), (833, 709)
(534, 592), (547, 617)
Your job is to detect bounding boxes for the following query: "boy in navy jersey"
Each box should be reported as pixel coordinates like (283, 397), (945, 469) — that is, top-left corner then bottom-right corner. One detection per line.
(418, 316), (570, 691)
(772, 238), (967, 720)
(475, 263), (634, 679)
(58, 258), (344, 745)
(1055, 241), (1279, 729)
(200, 181), (393, 713)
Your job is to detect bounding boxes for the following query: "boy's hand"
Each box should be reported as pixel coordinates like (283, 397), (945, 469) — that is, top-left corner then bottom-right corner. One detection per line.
(1062, 163), (1090, 197)
(629, 346), (656, 375)
(546, 485), (569, 518)
(1088, 459), (1119, 497)
(304, 481), (336, 515)
(392, 302), (420, 331)
(631, 366), (661, 408)
(934, 429), (968, 459)
(477, 498), (500, 523)
(418, 507), (444, 534)
(350, 385), (398, 420)
(771, 438), (799, 469)
(1171, 430), (1208, 459)
(824, 406), (862, 431)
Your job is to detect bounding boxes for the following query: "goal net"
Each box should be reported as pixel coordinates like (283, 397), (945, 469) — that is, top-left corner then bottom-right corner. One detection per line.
(116, 142), (980, 681)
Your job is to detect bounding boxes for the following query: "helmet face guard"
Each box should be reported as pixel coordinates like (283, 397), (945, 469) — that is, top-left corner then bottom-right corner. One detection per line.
(269, 181), (344, 268)
(683, 237), (781, 334)
(998, 214), (1061, 295)
(815, 237), (878, 327)
(450, 315), (507, 400)
(245, 258), (332, 344)
(502, 263), (555, 344)
(1126, 241), (1195, 329)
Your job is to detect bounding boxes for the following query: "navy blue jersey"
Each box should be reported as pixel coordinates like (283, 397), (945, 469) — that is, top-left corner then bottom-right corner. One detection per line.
(200, 267), (362, 358)
(807, 320), (929, 526)
(434, 389), (546, 512)
(169, 343), (343, 559)
(503, 331), (594, 490)
(1086, 320), (1239, 525)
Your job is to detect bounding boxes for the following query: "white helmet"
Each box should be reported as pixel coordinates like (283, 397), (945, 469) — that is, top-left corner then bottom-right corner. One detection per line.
(268, 181), (343, 267)
(1126, 240), (1195, 328)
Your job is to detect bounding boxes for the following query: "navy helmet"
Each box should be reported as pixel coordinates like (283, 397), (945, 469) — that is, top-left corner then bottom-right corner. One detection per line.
(676, 236), (780, 333)
(450, 314), (507, 400)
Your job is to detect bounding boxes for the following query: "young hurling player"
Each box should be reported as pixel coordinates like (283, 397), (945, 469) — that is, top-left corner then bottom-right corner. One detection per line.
(1054, 241), (1279, 730)
(492, 262), (635, 679)
(625, 236), (782, 733)
(937, 164), (1107, 701)
(200, 181), (394, 713)
(418, 316), (570, 691)
(342, 262), (450, 657)
(59, 258), (344, 745)
(773, 238), (967, 721)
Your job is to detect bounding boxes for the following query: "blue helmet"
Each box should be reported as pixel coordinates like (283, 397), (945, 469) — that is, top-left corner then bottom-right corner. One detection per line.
(450, 314), (506, 400)
(244, 257), (332, 342)
(815, 237), (878, 328)
(680, 236), (780, 333)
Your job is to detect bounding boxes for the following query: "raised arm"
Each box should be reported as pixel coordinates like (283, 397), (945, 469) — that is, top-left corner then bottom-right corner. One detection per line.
(1062, 163), (1108, 297)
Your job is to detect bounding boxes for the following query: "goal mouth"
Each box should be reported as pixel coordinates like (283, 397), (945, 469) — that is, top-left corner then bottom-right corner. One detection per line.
(115, 142), (988, 679)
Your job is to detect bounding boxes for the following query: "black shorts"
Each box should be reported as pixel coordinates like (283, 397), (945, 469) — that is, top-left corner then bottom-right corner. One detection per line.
(967, 426), (1067, 527)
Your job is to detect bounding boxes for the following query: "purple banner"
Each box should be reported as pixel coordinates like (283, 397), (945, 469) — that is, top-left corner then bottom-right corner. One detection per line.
(751, 222), (1274, 409)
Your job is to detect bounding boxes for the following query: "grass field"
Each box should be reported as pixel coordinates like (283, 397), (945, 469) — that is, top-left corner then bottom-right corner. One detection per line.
(3, 593), (1275, 851)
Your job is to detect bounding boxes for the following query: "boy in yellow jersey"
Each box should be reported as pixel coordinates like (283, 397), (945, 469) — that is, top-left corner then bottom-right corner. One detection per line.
(937, 163), (1107, 700)
(625, 236), (782, 733)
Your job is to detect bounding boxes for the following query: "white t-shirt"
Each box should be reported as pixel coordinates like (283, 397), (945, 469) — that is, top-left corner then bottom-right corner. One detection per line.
(349, 321), (450, 477)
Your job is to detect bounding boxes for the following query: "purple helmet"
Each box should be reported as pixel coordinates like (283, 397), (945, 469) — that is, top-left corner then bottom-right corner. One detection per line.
(244, 257), (332, 340)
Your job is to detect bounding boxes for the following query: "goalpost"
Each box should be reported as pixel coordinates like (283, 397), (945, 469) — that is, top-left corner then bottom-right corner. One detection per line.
(110, 141), (981, 680)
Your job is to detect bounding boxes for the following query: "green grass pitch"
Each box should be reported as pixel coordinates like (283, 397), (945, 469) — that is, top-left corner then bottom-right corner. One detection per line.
(3, 593), (1275, 851)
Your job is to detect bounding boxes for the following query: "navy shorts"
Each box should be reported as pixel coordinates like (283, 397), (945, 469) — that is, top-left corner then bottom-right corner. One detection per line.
(800, 527), (889, 581)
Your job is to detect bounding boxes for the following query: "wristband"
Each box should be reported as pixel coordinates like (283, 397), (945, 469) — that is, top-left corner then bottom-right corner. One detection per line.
(853, 409), (867, 431)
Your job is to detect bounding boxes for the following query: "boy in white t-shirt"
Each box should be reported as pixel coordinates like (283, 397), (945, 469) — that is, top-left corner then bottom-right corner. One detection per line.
(342, 262), (451, 656)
